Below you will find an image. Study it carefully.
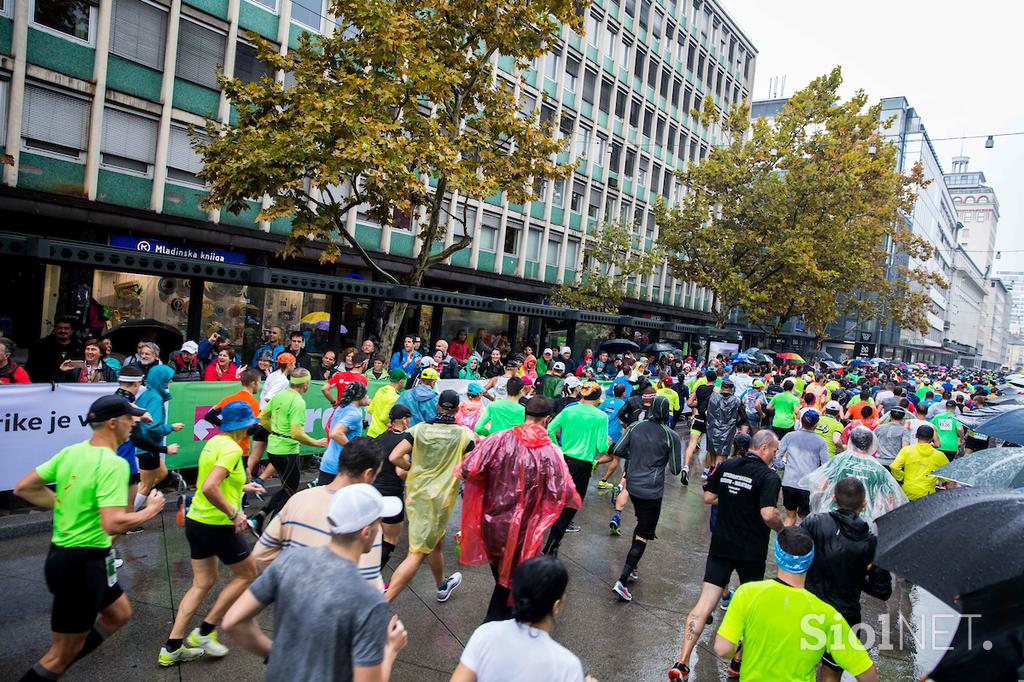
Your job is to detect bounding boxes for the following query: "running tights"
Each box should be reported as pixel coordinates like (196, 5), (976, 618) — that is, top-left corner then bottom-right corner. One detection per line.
(259, 454), (302, 520)
(543, 456), (592, 555)
(484, 563), (512, 623)
(619, 538), (647, 584)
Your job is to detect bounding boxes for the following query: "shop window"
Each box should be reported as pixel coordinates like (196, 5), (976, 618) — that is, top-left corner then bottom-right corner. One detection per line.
(92, 271), (190, 334)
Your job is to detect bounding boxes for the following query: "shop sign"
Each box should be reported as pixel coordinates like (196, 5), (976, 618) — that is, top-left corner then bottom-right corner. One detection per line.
(111, 235), (245, 264)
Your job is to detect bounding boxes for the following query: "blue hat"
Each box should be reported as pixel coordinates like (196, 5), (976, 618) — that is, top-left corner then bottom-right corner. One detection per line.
(466, 382), (484, 396)
(219, 400), (258, 431)
(801, 409), (820, 425)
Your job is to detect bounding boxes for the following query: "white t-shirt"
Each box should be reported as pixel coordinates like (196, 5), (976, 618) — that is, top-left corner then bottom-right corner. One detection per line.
(259, 370), (289, 409)
(460, 620), (584, 682)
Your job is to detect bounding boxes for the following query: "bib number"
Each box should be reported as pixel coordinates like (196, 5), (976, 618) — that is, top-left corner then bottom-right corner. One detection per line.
(105, 552), (117, 588)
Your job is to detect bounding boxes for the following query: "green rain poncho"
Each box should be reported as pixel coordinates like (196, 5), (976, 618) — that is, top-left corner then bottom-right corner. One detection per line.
(405, 418), (475, 553)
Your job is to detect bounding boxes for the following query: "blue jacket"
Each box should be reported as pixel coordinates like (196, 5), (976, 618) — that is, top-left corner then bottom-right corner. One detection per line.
(390, 349), (421, 374)
(252, 343), (284, 366)
(394, 384), (438, 426)
(135, 364), (175, 455)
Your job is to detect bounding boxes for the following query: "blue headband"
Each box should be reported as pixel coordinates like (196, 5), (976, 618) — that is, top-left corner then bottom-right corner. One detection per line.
(774, 537), (815, 574)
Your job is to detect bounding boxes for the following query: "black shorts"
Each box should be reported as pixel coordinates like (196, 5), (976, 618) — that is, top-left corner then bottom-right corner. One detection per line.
(772, 425), (793, 440)
(630, 496), (662, 540)
(782, 485), (811, 517)
(940, 449), (958, 461)
(689, 418), (707, 435)
(965, 437), (987, 451)
(702, 554), (766, 588)
(822, 623), (865, 671)
(137, 451), (162, 471)
(128, 472), (141, 485)
(184, 518), (250, 565)
(251, 424), (269, 443)
(45, 545), (124, 633)
(375, 486), (405, 524)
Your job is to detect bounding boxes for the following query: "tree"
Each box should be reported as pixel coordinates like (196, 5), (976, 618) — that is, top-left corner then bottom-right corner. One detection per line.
(197, 0), (582, 355)
(550, 221), (667, 313)
(655, 68), (944, 345)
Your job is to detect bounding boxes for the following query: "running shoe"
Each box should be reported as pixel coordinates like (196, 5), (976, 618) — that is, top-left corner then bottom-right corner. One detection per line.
(187, 628), (229, 657)
(248, 515), (264, 536)
(667, 662), (690, 680)
(726, 656), (741, 678)
(113, 558), (124, 569)
(125, 526), (145, 534)
(436, 572), (463, 602)
(720, 589), (733, 611)
(629, 569), (639, 583)
(158, 645), (205, 667)
(701, 468), (710, 480)
(596, 480), (613, 492)
(566, 521), (582, 533)
(612, 484), (623, 499)
(612, 580), (632, 602)
(609, 513), (621, 536)
(680, 466), (689, 486)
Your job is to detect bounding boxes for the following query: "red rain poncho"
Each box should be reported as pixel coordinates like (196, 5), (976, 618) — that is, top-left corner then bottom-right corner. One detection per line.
(459, 423), (581, 587)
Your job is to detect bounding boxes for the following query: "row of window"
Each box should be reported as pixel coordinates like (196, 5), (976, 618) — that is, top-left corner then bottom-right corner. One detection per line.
(961, 211), (987, 223)
(953, 195), (991, 204)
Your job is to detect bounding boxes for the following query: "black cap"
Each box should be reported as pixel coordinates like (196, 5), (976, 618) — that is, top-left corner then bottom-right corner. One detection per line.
(87, 395), (146, 424)
(438, 389), (461, 408)
(389, 404), (413, 420)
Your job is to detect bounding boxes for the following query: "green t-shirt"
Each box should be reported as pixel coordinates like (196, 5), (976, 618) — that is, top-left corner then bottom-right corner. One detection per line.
(769, 391), (800, 429)
(187, 434), (245, 526)
(915, 384), (931, 401)
(793, 378), (807, 394)
(266, 389), (307, 455)
(930, 412), (961, 453)
(36, 441), (129, 549)
(814, 415), (844, 458)
(547, 403), (610, 463)
(824, 380), (840, 393)
(474, 399), (526, 436)
(718, 580), (874, 682)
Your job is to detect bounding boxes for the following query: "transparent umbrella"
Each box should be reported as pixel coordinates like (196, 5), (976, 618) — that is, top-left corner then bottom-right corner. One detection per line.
(933, 447), (1024, 489)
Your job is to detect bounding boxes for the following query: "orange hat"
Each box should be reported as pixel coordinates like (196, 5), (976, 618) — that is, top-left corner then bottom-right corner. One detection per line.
(276, 352), (296, 365)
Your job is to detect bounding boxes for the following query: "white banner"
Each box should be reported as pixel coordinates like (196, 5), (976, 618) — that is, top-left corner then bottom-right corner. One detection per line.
(0, 384), (113, 490)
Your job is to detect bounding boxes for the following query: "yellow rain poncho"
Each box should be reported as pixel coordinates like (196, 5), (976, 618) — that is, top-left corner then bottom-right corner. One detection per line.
(405, 419), (475, 553)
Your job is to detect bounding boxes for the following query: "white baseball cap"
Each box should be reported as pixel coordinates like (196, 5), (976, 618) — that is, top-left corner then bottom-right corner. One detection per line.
(552, 361), (566, 372)
(327, 483), (403, 534)
(560, 346), (572, 355)
(180, 340), (199, 354)
(542, 348), (553, 355)
(563, 375), (582, 390)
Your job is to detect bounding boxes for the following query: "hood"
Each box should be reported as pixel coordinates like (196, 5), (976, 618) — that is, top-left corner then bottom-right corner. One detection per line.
(649, 395), (671, 422)
(831, 507), (870, 540)
(512, 423), (552, 448)
(411, 384), (437, 402)
(146, 364), (174, 399)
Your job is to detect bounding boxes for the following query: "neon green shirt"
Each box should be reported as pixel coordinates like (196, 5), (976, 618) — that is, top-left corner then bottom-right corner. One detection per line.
(474, 399), (526, 436)
(793, 378), (807, 394)
(824, 380), (840, 393)
(36, 441), (129, 549)
(718, 580), (874, 682)
(769, 391), (800, 429)
(930, 412), (961, 453)
(266, 389), (307, 455)
(187, 434), (245, 526)
(547, 403), (610, 463)
(366, 384), (399, 438)
(657, 387), (680, 413)
(814, 415), (844, 458)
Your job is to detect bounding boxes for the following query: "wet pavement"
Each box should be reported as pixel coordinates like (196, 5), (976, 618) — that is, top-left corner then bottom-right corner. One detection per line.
(0, 457), (954, 681)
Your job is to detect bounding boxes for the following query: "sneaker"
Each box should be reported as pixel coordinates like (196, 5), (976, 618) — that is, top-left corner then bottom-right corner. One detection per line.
(609, 514), (621, 536)
(158, 645), (205, 667)
(629, 569), (639, 583)
(436, 572), (463, 603)
(726, 656), (741, 678)
(720, 589), (733, 611)
(566, 521), (582, 533)
(667, 662), (690, 681)
(596, 480), (613, 491)
(680, 467), (689, 486)
(248, 515), (263, 536)
(612, 484), (623, 498)
(113, 557), (124, 569)
(613, 580), (632, 602)
(187, 628), (229, 657)
(701, 468), (710, 480)
(125, 526), (145, 534)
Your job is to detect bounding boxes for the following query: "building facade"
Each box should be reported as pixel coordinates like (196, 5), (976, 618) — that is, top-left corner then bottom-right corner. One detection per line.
(994, 270), (1024, 336)
(0, 0), (755, 360)
(980, 278), (1010, 367)
(945, 245), (986, 365)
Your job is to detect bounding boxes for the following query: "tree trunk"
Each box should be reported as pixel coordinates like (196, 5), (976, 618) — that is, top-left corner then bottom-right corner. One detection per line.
(378, 301), (409, 365)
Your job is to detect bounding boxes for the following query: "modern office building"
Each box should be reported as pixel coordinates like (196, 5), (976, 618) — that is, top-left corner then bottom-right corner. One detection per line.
(980, 277), (1010, 367)
(994, 270), (1024, 336)
(0, 0), (755, 359)
(945, 245), (986, 365)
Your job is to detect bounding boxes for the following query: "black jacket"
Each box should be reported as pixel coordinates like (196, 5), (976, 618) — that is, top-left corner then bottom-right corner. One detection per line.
(26, 335), (84, 383)
(613, 396), (682, 499)
(802, 508), (886, 625)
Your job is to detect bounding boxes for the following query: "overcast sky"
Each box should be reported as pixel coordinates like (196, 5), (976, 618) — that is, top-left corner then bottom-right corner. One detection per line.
(726, 0), (1024, 273)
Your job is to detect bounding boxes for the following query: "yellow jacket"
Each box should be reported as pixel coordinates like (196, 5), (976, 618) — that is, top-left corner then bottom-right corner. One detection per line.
(366, 384), (399, 438)
(657, 387), (680, 413)
(890, 443), (949, 500)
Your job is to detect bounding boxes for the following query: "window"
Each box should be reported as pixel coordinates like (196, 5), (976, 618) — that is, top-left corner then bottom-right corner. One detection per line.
(646, 59), (658, 89)
(978, 196), (990, 203)
(544, 50), (560, 81)
(33, 0), (94, 42)
(629, 98), (640, 127)
(697, 53), (705, 81)
(599, 78), (613, 114)
(587, 12), (601, 47)
(246, 0), (278, 11)
(167, 124), (208, 186)
(642, 108), (653, 138)
(652, 9), (663, 39)
(564, 56), (580, 93)
(0, 80), (7, 146)
(603, 23), (617, 59)
(615, 88), (628, 119)
(540, 104), (556, 128)
(452, 204), (476, 238)
(682, 85), (693, 114)
(552, 179), (565, 208)
(566, 237), (581, 271)
(588, 187), (602, 219)
(609, 141), (621, 170)
(235, 42), (273, 84)
(624, 0), (635, 18)
(637, 156), (648, 187)
(634, 49), (646, 80)
(639, 0), (650, 28)
(965, 196), (975, 204)
(963, 213), (972, 223)
(660, 70), (670, 99)
(571, 180), (586, 213)
(526, 228), (542, 261)
(656, 117), (665, 146)
(176, 19), (227, 90)
(619, 33), (631, 68)
(519, 92), (536, 117)
(480, 213), (500, 252)
(575, 125), (591, 157)
(504, 218), (522, 256)
(667, 124), (677, 153)
(624, 149), (636, 178)
(594, 133), (607, 164)
(291, 0), (324, 31)
(101, 107), (158, 174)
(111, 0), (166, 70)
(977, 211), (985, 221)
(582, 69), (597, 105)
(546, 236), (562, 265)
(23, 85), (89, 159)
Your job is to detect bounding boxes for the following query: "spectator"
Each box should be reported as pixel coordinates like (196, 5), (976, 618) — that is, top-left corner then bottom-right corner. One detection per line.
(449, 329), (471, 364)
(365, 356), (388, 381)
(204, 348), (241, 381)
(338, 346), (359, 371)
(58, 337), (117, 383)
(493, 332), (511, 360)
(0, 337), (30, 384)
(123, 340), (162, 379)
(394, 368), (439, 426)
(390, 336), (421, 375)
(286, 331), (313, 371)
(100, 338), (124, 373)
(460, 356), (482, 380)
(557, 346), (574, 374)
(252, 326), (284, 366)
(26, 317), (83, 382)
(197, 330), (236, 367)
(481, 348), (504, 379)
(473, 328), (491, 358)
(433, 340), (460, 379)
(360, 338), (376, 357)
(317, 350), (339, 381)
(253, 351), (273, 380)
(168, 341), (203, 382)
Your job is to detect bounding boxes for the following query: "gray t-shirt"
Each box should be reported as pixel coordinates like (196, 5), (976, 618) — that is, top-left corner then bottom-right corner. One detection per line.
(774, 428), (829, 489)
(874, 421), (911, 465)
(249, 545), (390, 681)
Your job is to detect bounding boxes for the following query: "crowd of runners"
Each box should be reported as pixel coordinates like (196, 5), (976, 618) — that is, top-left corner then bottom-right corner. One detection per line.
(7, 325), (1012, 681)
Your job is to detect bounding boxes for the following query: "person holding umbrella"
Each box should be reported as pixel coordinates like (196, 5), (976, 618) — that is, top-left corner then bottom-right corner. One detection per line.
(890, 425), (950, 500)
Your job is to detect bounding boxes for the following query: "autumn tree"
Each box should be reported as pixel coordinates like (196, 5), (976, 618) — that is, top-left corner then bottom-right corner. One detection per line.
(655, 68), (944, 344)
(550, 221), (667, 313)
(197, 0), (582, 354)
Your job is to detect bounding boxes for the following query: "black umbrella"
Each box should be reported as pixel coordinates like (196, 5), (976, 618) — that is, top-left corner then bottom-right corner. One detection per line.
(928, 574), (1024, 681)
(599, 338), (641, 354)
(955, 404), (1024, 444)
(875, 487), (1024, 608)
(806, 350), (834, 361)
(103, 319), (185, 359)
(642, 342), (678, 354)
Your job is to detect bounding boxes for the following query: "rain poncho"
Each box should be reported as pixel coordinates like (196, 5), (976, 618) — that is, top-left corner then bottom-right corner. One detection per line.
(395, 384), (439, 425)
(455, 399), (485, 430)
(800, 453), (909, 524)
(459, 423), (581, 587)
(706, 391), (742, 454)
(405, 419), (475, 553)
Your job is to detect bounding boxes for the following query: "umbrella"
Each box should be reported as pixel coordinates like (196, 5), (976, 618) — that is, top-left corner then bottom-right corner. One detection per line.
(928, 574), (1024, 682)
(775, 352), (805, 364)
(933, 447), (1024, 489)
(874, 487), (1024, 607)
(642, 342), (679, 354)
(599, 338), (641, 354)
(823, 360), (841, 370)
(103, 319), (184, 358)
(301, 311), (330, 324)
(869, 356), (887, 364)
(1006, 374), (1024, 388)
(729, 352), (756, 364)
(805, 350), (834, 361)
(955, 405), (1024, 444)
(850, 359), (870, 367)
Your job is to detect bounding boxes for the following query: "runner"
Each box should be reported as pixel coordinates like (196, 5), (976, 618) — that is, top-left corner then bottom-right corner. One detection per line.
(159, 401), (265, 667)
(253, 437), (390, 590)
(474, 375), (526, 437)
(543, 384), (610, 554)
(14, 395), (164, 681)
(682, 370), (717, 485)
(929, 400), (964, 461)
(385, 390), (473, 603)
(705, 380), (743, 472)
(111, 365), (153, 525)
(738, 379), (767, 434)
(202, 368), (264, 485)
(872, 407), (911, 470)
(668, 430), (783, 681)
(595, 382), (628, 491)
(890, 425), (950, 500)
(317, 382), (371, 486)
(774, 411), (830, 527)
(134, 364), (185, 510)
(248, 368), (329, 534)
(366, 369), (407, 437)
(371, 405), (413, 571)
(394, 367), (440, 425)
(768, 379), (800, 440)
(459, 396), (581, 622)
(258, 352), (296, 409)
(709, 526), (880, 682)
(609, 396), (682, 602)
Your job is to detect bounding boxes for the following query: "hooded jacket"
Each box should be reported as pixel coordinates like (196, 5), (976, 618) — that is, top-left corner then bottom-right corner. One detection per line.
(395, 384), (439, 425)
(802, 508), (890, 625)
(706, 390), (742, 455)
(613, 396), (683, 500)
(135, 364), (175, 454)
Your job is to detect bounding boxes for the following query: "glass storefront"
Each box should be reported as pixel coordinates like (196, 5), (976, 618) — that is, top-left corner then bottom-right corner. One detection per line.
(92, 271), (191, 333)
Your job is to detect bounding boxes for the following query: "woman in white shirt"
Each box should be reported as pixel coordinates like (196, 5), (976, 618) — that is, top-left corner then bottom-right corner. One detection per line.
(450, 556), (598, 682)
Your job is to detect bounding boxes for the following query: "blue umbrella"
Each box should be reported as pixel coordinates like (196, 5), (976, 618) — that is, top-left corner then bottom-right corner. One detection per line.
(850, 359), (870, 367)
(730, 352), (755, 364)
(956, 405), (1024, 444)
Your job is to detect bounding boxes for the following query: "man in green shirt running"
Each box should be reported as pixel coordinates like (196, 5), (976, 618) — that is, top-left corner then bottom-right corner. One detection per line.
(475, 376), (526, 436)
(249, 368), (329, 534)
(542, 384), (610, 554)
(15, 395), (165, 681)
(769, 380), (801, 439)
(929, 400), (963, 460)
